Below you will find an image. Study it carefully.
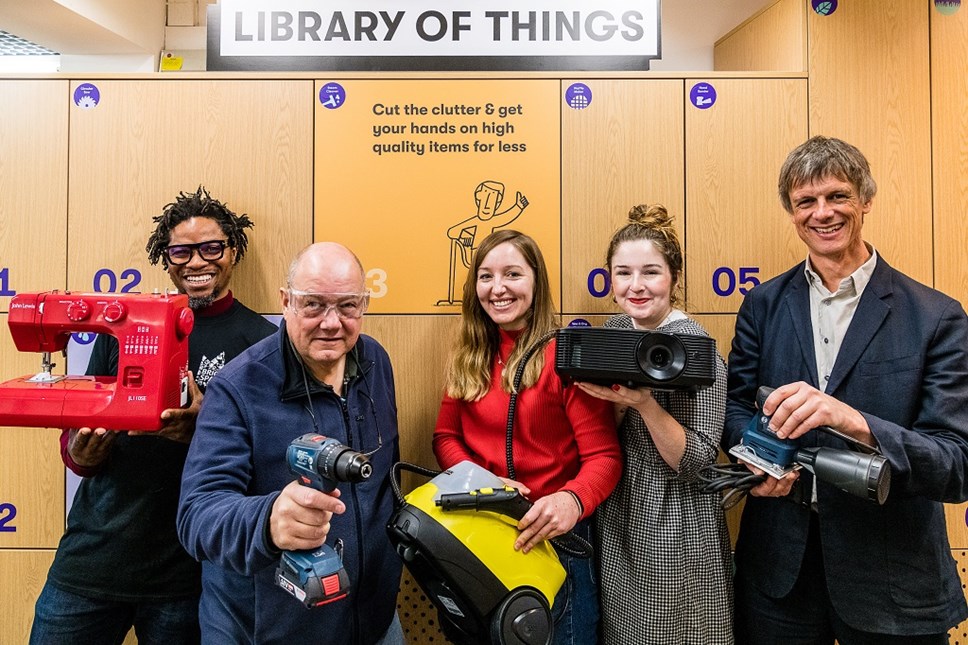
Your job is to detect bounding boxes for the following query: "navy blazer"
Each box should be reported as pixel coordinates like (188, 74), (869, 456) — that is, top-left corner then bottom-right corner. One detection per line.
(724, 255), (968, 634)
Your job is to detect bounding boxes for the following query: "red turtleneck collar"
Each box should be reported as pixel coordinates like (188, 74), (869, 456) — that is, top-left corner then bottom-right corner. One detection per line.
(497, 327), (526, 363)
(196, 291), (234, 317)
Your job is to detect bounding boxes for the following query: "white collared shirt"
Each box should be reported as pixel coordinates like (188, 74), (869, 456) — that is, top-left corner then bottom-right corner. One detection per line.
(803, 245), (878, 391)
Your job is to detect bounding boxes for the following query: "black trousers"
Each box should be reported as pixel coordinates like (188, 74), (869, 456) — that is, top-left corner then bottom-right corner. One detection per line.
(734, 514), (949, 645)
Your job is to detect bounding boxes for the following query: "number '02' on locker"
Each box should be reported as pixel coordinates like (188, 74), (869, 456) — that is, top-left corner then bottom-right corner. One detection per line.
(0, 291), (193, 431)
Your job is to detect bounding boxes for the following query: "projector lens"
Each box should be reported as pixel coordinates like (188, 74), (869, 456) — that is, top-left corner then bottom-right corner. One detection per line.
(636, 333), (687, 382)
(649, 347), (671, 368)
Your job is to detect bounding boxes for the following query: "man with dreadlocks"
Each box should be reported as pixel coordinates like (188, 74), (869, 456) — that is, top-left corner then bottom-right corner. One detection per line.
(30, 186), (277, 645)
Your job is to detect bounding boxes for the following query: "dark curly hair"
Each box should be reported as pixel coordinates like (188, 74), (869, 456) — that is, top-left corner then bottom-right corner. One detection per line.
(145, 186), (254, 267)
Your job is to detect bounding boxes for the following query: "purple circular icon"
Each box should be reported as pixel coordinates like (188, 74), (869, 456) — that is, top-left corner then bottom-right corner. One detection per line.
(319, 82), (346, 109)
(812, 0), (838, 15)
(73, 83), (100, 109)
(935, 0), (961, 15)
(689, 83), (717, 110)
(567, 318), (592, 327)
(72, 332), (96, 345)
(565, 83), (592, 110)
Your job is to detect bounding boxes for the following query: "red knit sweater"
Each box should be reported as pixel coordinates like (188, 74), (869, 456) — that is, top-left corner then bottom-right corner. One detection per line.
(433, 328), (621, 519)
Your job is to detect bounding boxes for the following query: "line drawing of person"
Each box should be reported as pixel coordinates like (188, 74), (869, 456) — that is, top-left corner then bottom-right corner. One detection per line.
(436, 180), (529, 306)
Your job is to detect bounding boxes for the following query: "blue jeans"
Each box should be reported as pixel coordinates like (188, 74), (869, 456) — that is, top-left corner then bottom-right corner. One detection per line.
(550, 519), (599, 645)
(30, 582), (200, 645)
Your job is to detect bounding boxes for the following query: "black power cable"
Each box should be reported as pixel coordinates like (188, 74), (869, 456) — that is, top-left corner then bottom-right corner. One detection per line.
(505, 329), (558, 481)
(696, 462), (766, 510)
(390, 461), (441, 505)
(504, 329), (593, 559)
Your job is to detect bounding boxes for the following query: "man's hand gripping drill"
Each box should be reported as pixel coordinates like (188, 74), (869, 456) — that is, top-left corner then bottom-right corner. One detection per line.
(273, 433), (371, 608)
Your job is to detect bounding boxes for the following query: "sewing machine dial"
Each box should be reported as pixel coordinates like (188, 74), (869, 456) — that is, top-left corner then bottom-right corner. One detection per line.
(104, 301), (127, 323)
(67, 300), (91, 322)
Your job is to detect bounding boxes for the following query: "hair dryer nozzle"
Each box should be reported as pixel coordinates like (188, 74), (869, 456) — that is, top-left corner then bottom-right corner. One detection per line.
(795, 447), (891, 505)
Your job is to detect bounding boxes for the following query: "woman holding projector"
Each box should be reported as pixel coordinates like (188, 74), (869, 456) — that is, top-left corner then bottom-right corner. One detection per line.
(577, 204), (734, 644)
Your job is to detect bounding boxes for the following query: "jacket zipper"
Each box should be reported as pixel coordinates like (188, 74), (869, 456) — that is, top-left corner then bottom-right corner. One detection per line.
(337, 380), (366, 643)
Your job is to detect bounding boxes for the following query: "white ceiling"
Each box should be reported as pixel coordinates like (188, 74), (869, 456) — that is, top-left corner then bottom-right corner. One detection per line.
(0, 0), (778, 70)
(0, 0), (165, 56)
(655, 0), (777, 70)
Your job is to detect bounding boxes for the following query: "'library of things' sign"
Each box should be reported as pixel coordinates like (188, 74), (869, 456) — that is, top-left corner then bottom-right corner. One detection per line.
(207, 0), (661, 71)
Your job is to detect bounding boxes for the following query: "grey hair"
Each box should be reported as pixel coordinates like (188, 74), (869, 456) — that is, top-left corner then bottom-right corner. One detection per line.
(778, 136), (877, 213)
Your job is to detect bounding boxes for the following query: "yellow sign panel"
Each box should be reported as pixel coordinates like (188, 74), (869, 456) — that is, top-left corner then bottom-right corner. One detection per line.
(315, 80), (561, 314)
(159, 52), (184, 71)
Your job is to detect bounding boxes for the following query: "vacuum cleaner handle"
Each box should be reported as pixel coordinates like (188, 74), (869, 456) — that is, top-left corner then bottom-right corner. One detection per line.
(437, 486), (528, 515)
(438, 487), (593, 559)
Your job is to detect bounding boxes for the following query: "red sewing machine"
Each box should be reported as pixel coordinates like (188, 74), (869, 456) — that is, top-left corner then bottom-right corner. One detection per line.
(0, 291), (194, 431)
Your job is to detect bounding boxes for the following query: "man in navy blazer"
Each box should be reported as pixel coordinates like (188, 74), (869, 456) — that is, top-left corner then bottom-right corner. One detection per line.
(724, 136), (968, 643)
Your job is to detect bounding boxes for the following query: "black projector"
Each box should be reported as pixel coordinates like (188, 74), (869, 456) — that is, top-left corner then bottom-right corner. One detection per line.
(555, 327), (717, 391)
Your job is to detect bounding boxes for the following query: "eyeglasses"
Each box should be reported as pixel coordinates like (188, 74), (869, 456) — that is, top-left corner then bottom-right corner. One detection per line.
(164, 240), (229, 265)
(287, 289), (369, 320)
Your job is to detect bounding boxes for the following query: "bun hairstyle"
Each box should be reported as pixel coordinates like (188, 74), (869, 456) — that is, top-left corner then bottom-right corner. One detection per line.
(628, 203), (674, 229)
(605, 203), (684, 308)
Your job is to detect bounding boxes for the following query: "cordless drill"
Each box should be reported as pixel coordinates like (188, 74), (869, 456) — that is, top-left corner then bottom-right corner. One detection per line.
(274, 433), (372, 608)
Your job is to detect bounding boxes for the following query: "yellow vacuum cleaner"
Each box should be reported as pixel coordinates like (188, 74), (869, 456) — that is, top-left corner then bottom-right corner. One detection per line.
(387, 460), (590, 645)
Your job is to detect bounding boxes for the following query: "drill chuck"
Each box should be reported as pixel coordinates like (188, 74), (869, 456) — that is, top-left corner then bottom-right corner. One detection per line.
(288, 433), (372, 492)
(334, 449), (372, 482)
(317, 439), (372, 483)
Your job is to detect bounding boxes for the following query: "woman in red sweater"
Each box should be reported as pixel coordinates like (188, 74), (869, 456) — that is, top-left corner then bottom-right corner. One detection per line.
(433, 229), (621, 645)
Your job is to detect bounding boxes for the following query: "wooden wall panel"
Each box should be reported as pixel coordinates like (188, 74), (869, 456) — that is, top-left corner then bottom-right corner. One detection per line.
(808, 0), (932, 286)
(932, 5), (968, 308)
(361, 315), (461, 492)
(0, 550), (56, 643)
(693, 313), (738, 366)
(947, 502), (968, 551)
(561, 80), (684, 315)
(951, 549), (968, 644)
(0, 80), (68, 313)
(0, 427), (63, 548)
(931, 41), (967, 639)
(67, 80), (314, 313)
(1, 314), (67, 634)
(714, 0), (806, 72)
(685, 78), (807, 313)
(0, 317), (66, 548)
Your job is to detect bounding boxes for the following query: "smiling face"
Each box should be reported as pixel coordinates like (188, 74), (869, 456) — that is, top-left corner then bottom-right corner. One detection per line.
(166, 216), (235, 309)
(610, 239), (674, 330)
(281, 243), (366, 378)
(475, 241), (535, 331)
(788, 174), (871, 273)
